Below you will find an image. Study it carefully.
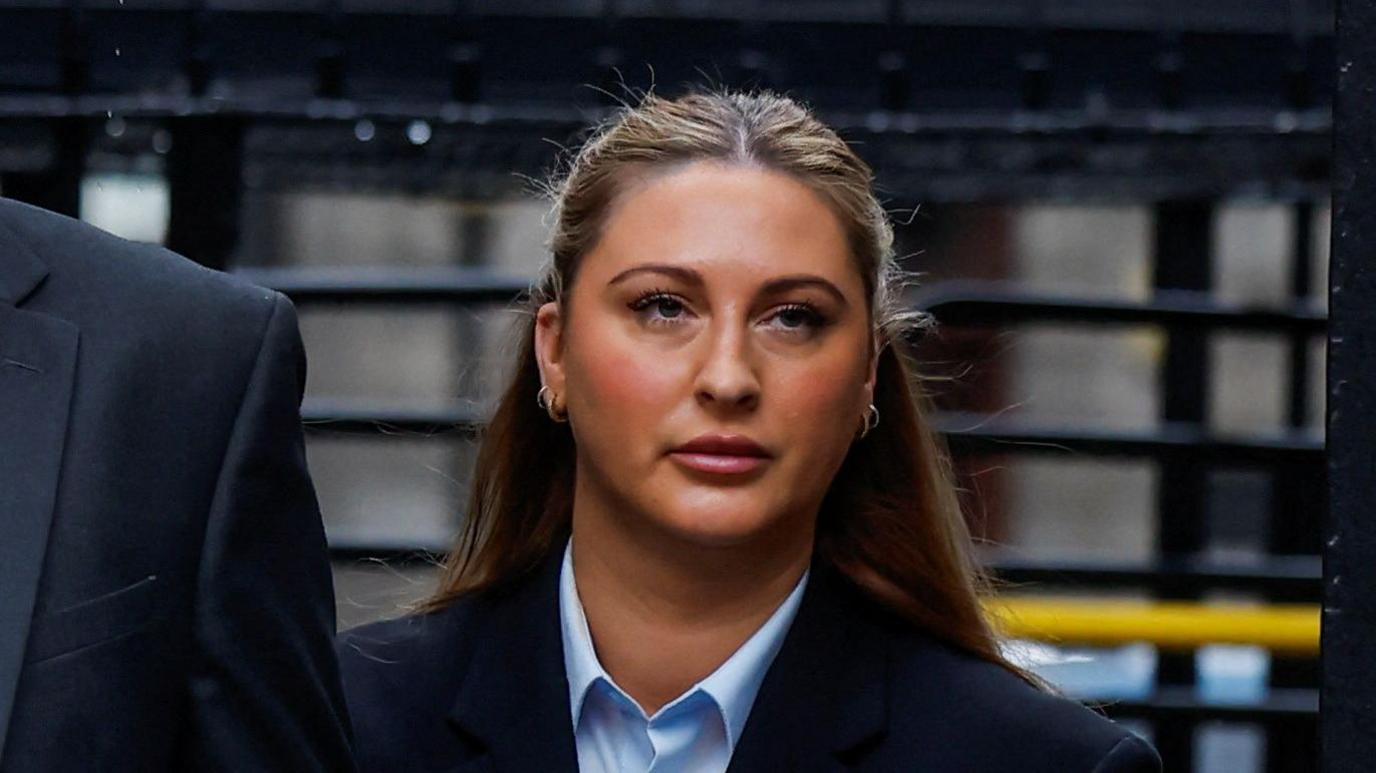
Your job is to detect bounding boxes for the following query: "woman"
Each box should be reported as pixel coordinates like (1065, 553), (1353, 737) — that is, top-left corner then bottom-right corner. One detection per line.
(336, 89), (1161, 772)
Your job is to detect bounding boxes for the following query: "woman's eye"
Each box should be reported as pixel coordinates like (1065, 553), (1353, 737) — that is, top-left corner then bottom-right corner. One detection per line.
(627, 290), (825, 332)
(765, 301), (825, 334)
(653, 297), (684, 319)
(767, 304), (825, 332)
(629, 292), (690, 324)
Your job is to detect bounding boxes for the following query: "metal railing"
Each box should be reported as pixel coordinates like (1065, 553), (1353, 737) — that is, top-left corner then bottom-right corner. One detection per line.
(249, 266), (1326, 755)
(0, 3), (1336, 769)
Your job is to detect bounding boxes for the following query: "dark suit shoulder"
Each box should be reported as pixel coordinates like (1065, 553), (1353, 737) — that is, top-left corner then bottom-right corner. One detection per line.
(335, 601), (488, 771)
(884, 631), (1160, 772)
(337, 605), (474, 676)
(0, 197), (300, 420)
(0, 196), (282, 338)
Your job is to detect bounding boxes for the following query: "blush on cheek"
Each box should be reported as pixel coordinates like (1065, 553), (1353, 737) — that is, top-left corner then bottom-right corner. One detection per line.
(573, 342), (682, 416)
(776, 360), (866, 424)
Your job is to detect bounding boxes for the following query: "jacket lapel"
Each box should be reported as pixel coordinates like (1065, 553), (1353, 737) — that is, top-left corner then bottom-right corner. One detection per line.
(446, 552), (580, 773)
(438, 551), (892, 772)
(0, 215), (47, 305)
(727, 563), (890, 772)
(0, 240), (77, 762)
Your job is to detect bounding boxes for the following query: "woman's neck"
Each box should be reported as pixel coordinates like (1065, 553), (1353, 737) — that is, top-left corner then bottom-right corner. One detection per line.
(569, 504), (813, 716)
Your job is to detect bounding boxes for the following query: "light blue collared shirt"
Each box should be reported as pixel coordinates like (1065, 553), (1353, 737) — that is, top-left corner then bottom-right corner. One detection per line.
(559, 540), (809, 773)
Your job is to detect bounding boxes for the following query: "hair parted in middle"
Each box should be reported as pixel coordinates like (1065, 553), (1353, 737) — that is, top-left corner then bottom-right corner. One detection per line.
(421, 87), (1036, 686)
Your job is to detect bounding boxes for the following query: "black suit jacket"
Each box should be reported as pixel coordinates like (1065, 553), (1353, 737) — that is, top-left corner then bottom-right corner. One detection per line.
(338, 548), (1161, 772)
(0, 198), (354, 771)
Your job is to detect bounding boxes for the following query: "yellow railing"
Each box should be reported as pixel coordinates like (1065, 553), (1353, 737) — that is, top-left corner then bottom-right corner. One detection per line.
(985, 597), (1320, 655)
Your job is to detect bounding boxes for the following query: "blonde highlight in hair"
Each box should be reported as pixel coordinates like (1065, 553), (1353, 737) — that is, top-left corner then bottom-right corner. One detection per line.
(422, 87), (1035, 686)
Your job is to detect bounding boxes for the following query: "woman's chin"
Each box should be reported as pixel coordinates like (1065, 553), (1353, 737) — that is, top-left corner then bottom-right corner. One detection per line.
(650, 500), (785, 549)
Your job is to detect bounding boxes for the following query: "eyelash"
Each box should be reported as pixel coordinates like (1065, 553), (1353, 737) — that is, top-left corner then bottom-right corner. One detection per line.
(627, 289), (829, 332)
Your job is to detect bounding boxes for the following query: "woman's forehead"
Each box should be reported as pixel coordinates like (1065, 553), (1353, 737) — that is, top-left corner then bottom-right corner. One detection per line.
(584, 162), (859, 289)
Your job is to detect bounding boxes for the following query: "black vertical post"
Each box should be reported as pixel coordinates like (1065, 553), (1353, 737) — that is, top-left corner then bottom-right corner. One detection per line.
(877, 0), (908, 113)
(185, 0), (214, 97)
(2, 1), (88, 217)
(1323, 1), (1376, 770)
(451, 206), (490, 535)
(164, 117), (244, 270)
(1266, 201), (1323, 773)
(1152, 200), (1214, 772)
(1274, 202), (1325, 554)
(316, 0), (346, 100)
(2, 118), (88, 218)
(448, 0), (480, 104)
(1286, 202), (1315, 432)
(1019, 0), (1050, 110)
(593, 1), (624, 110)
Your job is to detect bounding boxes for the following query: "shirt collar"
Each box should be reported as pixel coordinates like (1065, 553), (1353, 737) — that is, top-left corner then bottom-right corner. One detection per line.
(558, 538), (809, 750)
(559, 539), (611, 731)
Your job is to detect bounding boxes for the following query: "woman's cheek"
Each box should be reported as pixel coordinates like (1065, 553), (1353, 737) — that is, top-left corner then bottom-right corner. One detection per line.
(574, 338), (683, 418)
(776, 354), (865, 427)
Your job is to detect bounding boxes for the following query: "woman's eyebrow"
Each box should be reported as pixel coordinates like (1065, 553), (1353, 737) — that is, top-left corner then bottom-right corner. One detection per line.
(608, 265), (849, 305)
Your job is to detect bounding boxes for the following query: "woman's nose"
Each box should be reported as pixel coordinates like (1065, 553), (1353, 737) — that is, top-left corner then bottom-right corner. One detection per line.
(693, 323), (761, 411)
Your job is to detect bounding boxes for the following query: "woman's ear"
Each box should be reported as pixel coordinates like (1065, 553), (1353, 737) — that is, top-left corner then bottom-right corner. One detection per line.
(864, 331), (883, 402)
(534, 301), (566, 396)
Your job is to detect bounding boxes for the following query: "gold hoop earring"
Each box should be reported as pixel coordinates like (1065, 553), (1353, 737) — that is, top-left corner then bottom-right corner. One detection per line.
(859, 403), (879, 439)
(537, 384), (568, 423)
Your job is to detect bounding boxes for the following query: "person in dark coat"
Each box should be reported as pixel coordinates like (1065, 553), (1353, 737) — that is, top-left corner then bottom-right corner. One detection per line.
(338, 90), (1161, 773)
(0, 196), (354, 772)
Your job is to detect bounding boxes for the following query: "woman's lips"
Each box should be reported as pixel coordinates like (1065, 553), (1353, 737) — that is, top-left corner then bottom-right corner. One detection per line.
(669, 452), (769, 475)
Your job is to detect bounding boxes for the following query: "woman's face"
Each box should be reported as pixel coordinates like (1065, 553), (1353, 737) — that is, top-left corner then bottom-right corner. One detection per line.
(536, 161), (877, 551)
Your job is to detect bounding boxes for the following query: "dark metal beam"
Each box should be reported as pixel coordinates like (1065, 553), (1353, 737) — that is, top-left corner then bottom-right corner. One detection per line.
(239, 268), (1328, 335)
(916, 283), (1327, 335)
(935, 416), (1321, 466)
(1150, 198), (1214, 770)
(988, 554), (1321, 598)
(165, 116), (245, 270)
(1102, 687), (1318, 725)
(327, 541), (1320, 597)
(298, 399), (1322, 466)
(231, 267), (534, 305)
(1268, 204), (1323, 773)
(1323, 1), (1376, 769)
(0, 101), (1332, 201)
(0, 116), (86, 218)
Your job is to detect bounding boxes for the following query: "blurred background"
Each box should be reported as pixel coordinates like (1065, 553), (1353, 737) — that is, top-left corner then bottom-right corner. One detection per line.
(0, 1), (1334, 771)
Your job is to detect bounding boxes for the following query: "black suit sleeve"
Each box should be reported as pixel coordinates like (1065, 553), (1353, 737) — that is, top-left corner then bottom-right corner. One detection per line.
(184, 292), (355, 772)
(1091, 734), (1162, 773)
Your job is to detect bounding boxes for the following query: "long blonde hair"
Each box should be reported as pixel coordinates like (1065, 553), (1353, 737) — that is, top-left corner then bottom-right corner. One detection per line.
(423, 88), (1031, 683)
